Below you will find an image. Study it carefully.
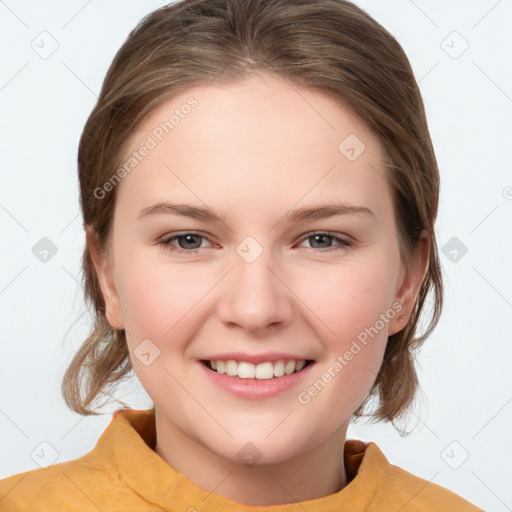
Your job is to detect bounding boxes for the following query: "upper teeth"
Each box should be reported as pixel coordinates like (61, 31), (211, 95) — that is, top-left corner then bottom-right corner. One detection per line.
(210, 359), (307, 379)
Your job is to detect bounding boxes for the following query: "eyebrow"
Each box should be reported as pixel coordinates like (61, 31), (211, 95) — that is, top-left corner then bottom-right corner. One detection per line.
(137, 201), (374, 223)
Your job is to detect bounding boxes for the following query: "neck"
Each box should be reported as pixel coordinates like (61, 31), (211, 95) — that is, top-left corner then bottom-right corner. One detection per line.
(153, 410), (349, 506)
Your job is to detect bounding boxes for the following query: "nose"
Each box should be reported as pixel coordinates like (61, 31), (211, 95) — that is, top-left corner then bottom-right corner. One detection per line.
(216, 245), (294, 334)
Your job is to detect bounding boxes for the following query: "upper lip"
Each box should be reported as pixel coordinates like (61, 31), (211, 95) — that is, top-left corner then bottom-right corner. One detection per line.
(200, 352), (315, 365)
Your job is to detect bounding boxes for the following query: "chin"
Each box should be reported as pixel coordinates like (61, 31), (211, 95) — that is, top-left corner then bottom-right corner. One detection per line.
(206, 425), (313, 467)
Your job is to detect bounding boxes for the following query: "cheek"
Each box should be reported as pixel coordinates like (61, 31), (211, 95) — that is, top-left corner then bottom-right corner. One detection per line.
(114, 260), (209, 396)
(296, 258), (398, 344)
(292, 264), (396, 422)
(115, 258), (208, 345)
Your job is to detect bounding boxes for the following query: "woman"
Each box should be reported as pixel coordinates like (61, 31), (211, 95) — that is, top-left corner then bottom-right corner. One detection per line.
(0, 0), (482, 509)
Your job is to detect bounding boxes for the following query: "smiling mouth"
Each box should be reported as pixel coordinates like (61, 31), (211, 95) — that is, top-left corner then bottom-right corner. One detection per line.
(200, 359), (315, 380)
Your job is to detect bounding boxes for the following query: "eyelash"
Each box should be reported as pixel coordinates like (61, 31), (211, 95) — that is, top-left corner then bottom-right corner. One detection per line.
(158, 231), (353, 254)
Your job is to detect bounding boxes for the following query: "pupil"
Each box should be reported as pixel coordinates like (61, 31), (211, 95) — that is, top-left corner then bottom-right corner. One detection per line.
(180, 234), (201, 249)
(312, 234), (330, 248)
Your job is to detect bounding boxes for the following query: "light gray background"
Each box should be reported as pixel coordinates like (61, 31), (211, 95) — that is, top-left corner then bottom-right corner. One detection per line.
(1, 1), (511, 510)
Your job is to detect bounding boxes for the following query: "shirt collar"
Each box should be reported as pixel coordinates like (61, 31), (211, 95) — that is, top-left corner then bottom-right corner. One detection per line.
(96, 408), (387, 511)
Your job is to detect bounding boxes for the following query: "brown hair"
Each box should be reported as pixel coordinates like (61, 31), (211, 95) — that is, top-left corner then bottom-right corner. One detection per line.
(62, 0), (443, 431)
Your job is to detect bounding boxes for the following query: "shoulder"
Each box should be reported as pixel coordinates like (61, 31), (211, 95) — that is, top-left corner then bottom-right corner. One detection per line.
(0, 450), (121, 511)
(378, 449), (483, 511)
(0, 408), (153, 511)
(352, 441), (484, 511)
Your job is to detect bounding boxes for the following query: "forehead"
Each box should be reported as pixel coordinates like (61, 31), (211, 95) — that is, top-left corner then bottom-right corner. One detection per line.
(115, 74), (393, 223)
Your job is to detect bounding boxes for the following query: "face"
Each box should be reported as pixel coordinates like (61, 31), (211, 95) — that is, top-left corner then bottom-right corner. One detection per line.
(91, 74), (427, 466)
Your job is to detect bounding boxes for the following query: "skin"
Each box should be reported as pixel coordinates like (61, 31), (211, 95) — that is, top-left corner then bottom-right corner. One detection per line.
(88, 73), (429, 506)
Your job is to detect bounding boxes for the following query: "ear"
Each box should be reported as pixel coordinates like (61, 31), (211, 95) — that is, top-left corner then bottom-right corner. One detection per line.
(86, 226), (125, 330)
(388, 229), (430, 336)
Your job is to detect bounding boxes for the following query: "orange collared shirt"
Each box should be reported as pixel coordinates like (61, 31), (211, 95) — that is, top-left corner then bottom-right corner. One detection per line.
(0, 408), (483, 511)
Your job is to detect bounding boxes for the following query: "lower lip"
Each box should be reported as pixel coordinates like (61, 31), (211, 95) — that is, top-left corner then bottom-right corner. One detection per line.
(198, 361), (315, 400)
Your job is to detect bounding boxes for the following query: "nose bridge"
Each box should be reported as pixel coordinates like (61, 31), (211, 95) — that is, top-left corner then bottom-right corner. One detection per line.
(217, 236), (293, 331)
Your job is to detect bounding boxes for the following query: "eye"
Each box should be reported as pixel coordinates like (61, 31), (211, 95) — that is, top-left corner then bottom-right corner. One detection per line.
(297, 231), (353, 251)
(158, 232), (212, 254)
(158, 230), (353, 255)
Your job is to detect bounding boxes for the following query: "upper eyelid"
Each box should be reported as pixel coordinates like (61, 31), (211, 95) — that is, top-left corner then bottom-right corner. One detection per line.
(160, 231), (214, 243)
